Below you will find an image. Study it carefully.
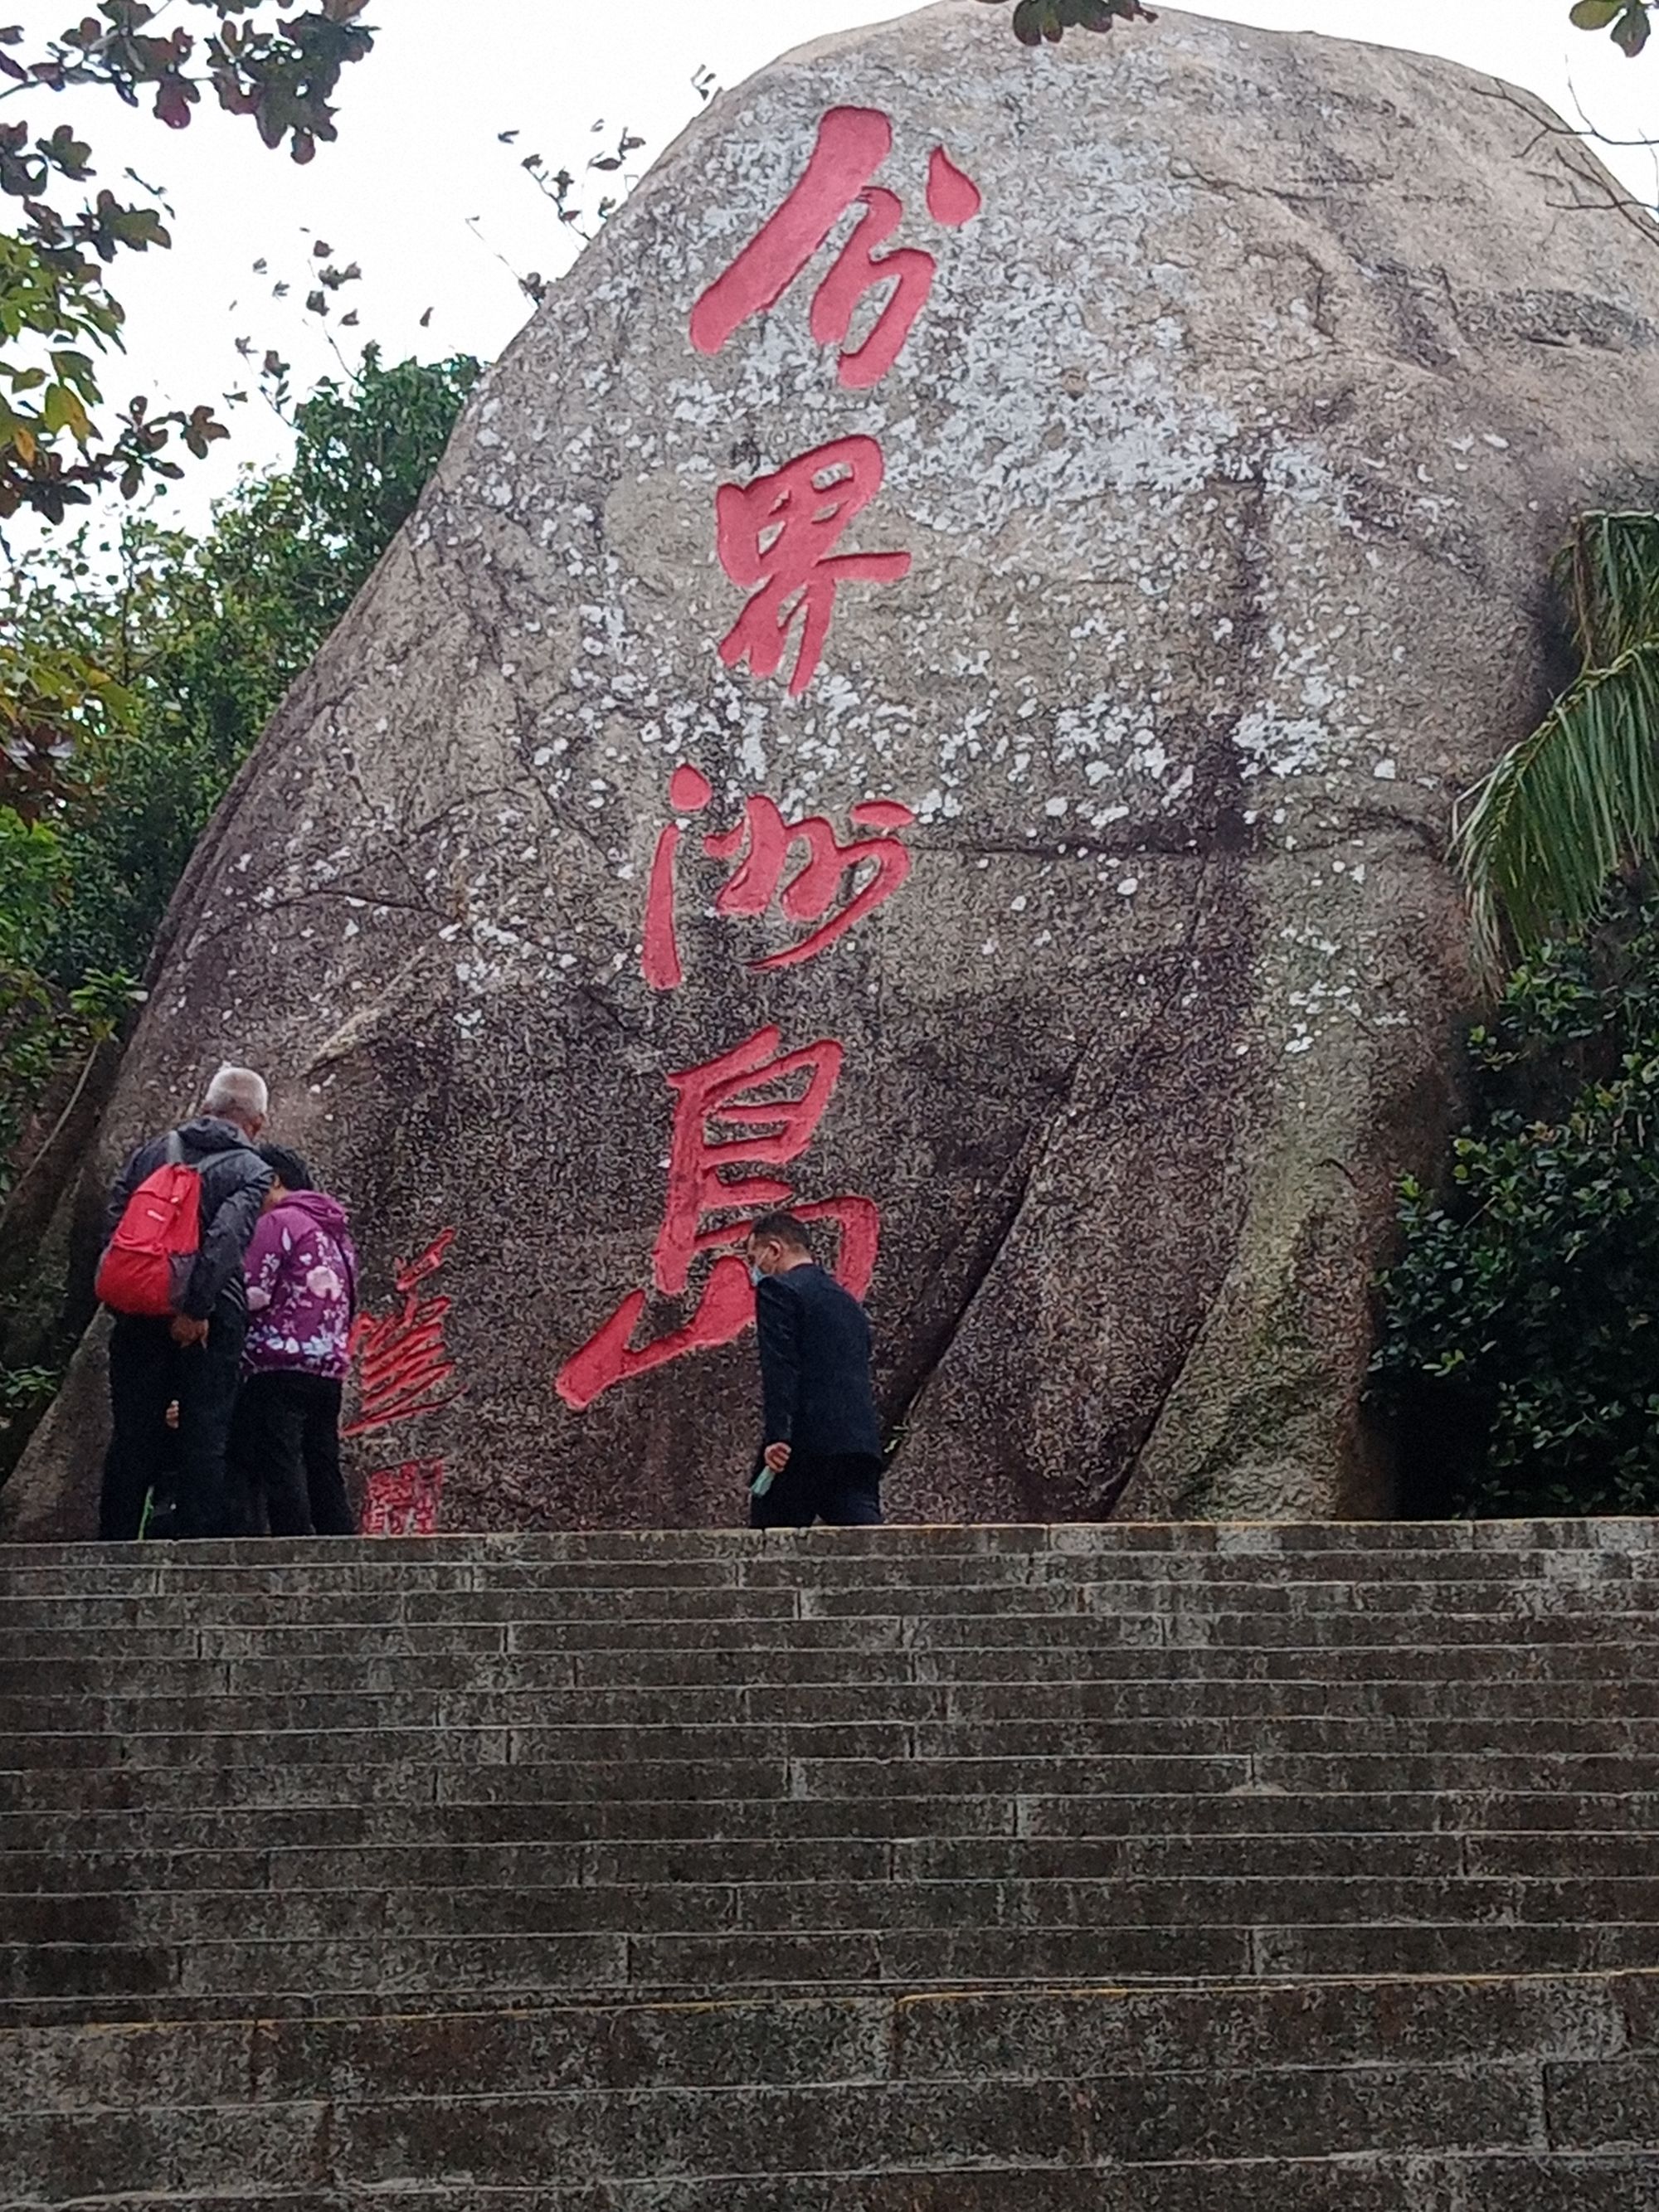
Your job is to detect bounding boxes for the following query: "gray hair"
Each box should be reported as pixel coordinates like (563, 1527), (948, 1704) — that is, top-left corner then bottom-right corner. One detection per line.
(202, 1064), (269, 1128)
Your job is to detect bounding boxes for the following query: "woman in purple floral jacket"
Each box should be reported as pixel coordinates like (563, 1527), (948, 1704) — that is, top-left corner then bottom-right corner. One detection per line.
(226, 1145), (359, 1535)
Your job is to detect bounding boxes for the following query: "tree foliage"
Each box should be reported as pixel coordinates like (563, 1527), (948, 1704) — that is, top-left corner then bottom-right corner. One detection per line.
(1372, 885), (1659, 1517)
(975, 0), (1659, 53)
(1569, 0), (1657, 59)
(0, 1), (377, 829)
(0, 2), (374, 531)
(975, 0), (1155, 43)
(1453, 514), (1659, 976)
(0, 346), (478, 1184)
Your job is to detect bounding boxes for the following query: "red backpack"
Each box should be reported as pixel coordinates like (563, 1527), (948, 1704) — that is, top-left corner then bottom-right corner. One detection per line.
(95, 1134), (202, 1319)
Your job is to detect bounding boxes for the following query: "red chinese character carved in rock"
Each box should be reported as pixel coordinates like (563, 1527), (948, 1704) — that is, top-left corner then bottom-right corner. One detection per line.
(715, 435), (910, 697)
(693, 113), (980, 696)
(556, 1025), (878, 1410)
(644, 763), (915, 991)
(690, 106), (981, 389)
(361, 1458), (445, 1538)
(344, 1228), (460, 1440)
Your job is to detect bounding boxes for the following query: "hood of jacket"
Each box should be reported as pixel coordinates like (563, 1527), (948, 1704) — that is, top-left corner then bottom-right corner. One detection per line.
(271, 1187), (352, 1240)
(177, 1116), (260, 1155)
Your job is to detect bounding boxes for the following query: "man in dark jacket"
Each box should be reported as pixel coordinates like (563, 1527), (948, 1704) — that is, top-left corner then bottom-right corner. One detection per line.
(743, 1211), (884, 1529)
(99, 1066), (274, 1540)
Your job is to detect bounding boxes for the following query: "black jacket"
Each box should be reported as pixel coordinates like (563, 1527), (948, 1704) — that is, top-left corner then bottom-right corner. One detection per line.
(755, 1262), (883, 1461)
(104, 1116), (274, 1321)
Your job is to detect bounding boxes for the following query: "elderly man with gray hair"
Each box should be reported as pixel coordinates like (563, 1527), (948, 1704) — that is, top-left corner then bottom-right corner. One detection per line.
(97, 1065), (275, 1540)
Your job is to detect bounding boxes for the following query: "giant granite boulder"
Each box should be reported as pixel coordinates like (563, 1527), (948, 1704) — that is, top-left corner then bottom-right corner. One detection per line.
(10, 2), (1659, 1537)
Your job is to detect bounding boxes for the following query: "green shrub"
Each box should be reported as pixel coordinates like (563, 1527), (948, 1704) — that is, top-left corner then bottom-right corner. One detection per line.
(1371, 884), (1659, 1516)
(0, 347), (479, 1182)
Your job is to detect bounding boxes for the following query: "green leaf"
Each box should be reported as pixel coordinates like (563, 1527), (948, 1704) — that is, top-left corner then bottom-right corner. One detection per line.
(1455, 514), (1659, 968)
(1006, 0), (1154, 41)
(1614, 2), (1652, 55)
(111, 207), (169, 252)
(48, 349), (98, 400)
(1569, 0), (1623, 27)
(40, 381), (90, 442)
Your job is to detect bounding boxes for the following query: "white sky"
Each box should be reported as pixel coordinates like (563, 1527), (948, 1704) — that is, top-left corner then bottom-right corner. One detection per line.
(12, 0), (1659, 532)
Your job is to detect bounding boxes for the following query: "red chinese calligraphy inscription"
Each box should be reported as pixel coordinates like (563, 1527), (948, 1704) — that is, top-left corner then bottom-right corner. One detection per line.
(345, 1228), (460, 1440)
(716, 436), (910, 697)
(347, 1231), (460, 1536)
(806, 183), (935, 391)
(362, 1459), (445, 1538)
(690, 107), (980, 389)
(693, 108), (980, 694)
(645, 767), (915, 987)
(558, 102), (980, 1414)
(557, 1026), (878, 1410)
(643, 763), (713, 992)
(926, 146), (982, 228)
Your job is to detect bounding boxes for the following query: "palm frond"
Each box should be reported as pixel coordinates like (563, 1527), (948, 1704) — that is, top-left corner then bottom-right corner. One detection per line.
(1560, 512), (1659, 667)
(1453, 638), (1659, 975)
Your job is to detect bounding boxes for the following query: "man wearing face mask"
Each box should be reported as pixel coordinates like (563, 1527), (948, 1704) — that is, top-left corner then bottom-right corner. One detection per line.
(742, 1211), (885, 1529)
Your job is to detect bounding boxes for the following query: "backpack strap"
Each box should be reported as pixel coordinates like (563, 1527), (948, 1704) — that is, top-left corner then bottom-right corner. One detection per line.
(163, 1130), (187, 1167)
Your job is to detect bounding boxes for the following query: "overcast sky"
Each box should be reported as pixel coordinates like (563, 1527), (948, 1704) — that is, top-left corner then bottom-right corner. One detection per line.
(15, 0), (1659, 532)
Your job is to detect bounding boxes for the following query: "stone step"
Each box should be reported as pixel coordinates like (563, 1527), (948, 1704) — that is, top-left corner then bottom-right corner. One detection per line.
(5, 1539), (1656, 1587)
(9, 1715), (1659, 1782)
(23, 1865), (1659, 1941)
(15, 1541), (1580, 1581)
(7, 1565), (1657, 1622)
(15, 1677), (1659, 1742)
(12, 1530), (1596, 1573)
(1165, 1609), (1659, 1649)
(0, 1753), (1238, 1811)
(2, 1972), (1655, 2199)
(9, 1884), (1659, 2008)
(0, 2171), (1652, 2212)
(13, 1607), (1659, 1662)
(1, 1551), (1632, 1601)
(0, 1827), (1605, 1895)
(11, 1518), (1648, 1563)
(9, 1671), (1659, 1732)
(8, 1638), (1659, 1697)
(5, 2121), (1653, 2208)
(20, 2172), (1659, 2212)
(8, 1785), (1651, 1859)
(9, 1911), (1659, 2025)
(15, 1748), (1659, 1814)
(2, 1969), (1638, 2096)
(13, 1914), (1659, 2021)
(0, 2172), (1653, 2212)
(15, 1826), (1659, 1898)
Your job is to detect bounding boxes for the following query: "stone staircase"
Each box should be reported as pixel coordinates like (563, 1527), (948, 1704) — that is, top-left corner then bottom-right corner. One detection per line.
(2, 1519), (1658, 2206)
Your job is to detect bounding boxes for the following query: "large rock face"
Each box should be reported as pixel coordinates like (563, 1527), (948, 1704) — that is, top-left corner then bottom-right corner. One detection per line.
(11, 2), (1659, 1536)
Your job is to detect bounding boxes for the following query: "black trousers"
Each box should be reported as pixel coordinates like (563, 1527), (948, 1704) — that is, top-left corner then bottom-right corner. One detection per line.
(101, 1302), (246, 1541)
(227, 1371), (355, 1537)
(749, 1450), (883, 1529)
